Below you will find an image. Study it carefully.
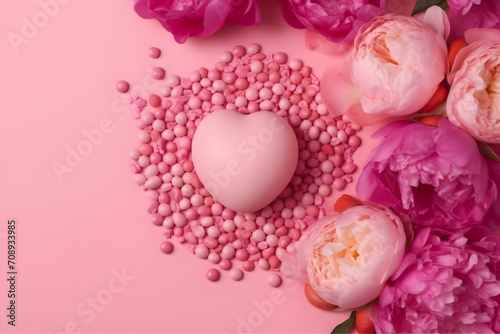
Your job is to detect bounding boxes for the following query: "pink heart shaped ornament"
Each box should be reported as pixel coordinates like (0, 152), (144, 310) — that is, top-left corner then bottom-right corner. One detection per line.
(192, 109), (299, 213)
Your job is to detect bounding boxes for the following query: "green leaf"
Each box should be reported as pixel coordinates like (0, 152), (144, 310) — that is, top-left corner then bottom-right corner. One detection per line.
(412, 0), (448, 15)
(478, 142), (500, 161)
(331, 311), (356, 334)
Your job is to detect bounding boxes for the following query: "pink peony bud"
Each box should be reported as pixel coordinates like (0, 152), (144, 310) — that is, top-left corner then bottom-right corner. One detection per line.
(321, 6), (449, 125)
(447, 28), (500, 144)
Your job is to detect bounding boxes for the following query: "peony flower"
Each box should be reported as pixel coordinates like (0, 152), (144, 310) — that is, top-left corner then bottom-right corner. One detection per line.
(447, 28), (500, 144)
(447, 0), (500, 40)
(356, 118), (497, 229)
(280, 0), (385, 46)
(301, 0), (417, 55)
(371, 226), (500, 333)
(485, 157), (500, 233)
(133, 0), (260, 43)
(321, 6), (449, 125)
(281, 203), (406, 309)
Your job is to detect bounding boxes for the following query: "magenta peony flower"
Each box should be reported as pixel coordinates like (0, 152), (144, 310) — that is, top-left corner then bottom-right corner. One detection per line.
(133, 0), (260, 43)
(485, 158), (500, 232)
(356, 118), (497, 229)
(280, 0), (385, 45)
(371, 226), (500, 333)
(448, 0), (500, 40)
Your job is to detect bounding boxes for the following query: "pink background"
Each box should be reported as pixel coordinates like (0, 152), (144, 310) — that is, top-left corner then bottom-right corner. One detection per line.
(0, 0), (376, 333)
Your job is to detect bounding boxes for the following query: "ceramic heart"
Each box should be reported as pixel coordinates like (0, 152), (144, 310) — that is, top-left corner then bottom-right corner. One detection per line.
(192, 109), (298, 212)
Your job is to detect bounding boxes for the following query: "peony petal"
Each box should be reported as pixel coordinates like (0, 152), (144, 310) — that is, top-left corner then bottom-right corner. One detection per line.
(202, 1), (232, 37)
(280, 0), (306, 29)
(484, 159), (500, 232)
(133, 0), (158, 19)
(372, 227), (500, 333)
(422, 6), (450, 40)
(320, 63), (361, 118)
(345, 103), (387, 126)
(391, 252), (417, 280)
(465, 28), (500, 45)
(435, 118), (481, 170)
(305, 29), (352, 55)
(447, 42), (484, 84)
(227, 0), (260, 27)
(385, 0), (417, 15)
(448, 0), (500, 40)
(371, 121), (413, 139)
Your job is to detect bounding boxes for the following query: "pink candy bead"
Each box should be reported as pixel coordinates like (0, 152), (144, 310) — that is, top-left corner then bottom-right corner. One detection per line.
(233, 45), (246, 58)
(116, 80), (129, 93)
(258, 258), (270, 270)
(219, 259), (232, 271)
(235, 249), (250, 261)
(149, 47), (161, 58)
(230, 268), (244, 281)
(221, 245), (235, 259)
(274, 52), (287, 64)
(208, 69), (221, 81)
(242, 261), (254, 272)
(245, 88), (258, 101)
(269, 256), (281, 269)
(160, 241), (174, 254)
(289, 58), (303, 71)
(195, 244), (209, 259)
(250, 60), (264, 73)
(208, 252), (221, 264)
(333, 178), (347, 190)
(212, 92), (225, 105)
(268, 273), (282, 287)
(206, 268), (220, 282)
(152, 67), (166, 80)
(247, 43), (261, 55)
(348, 135), (362, 148)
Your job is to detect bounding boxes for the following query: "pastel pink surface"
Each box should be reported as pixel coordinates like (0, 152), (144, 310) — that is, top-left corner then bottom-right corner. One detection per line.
(0, 0), (377, 333)
(192, 110), (298, 212)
